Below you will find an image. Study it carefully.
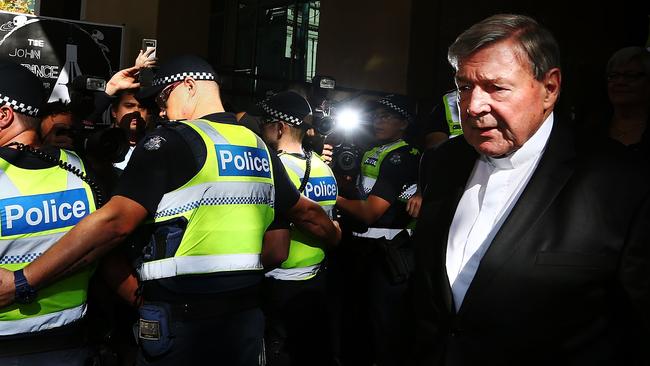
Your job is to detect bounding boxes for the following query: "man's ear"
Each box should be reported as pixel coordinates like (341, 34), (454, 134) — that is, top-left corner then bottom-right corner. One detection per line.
(277, 122), (285, 140)
(542, 67), (561, 110)
(184, 78), (198, 97)
(0, 106), (15, 129)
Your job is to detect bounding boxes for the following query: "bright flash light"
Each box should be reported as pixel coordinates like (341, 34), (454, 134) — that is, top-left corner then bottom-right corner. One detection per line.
(337, 108), (361, 131)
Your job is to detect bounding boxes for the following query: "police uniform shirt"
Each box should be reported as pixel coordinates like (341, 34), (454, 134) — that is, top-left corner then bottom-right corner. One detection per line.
(365, 144), (419, 228)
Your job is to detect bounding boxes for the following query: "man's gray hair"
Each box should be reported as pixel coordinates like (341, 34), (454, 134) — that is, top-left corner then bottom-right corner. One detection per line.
(606, 46), (650, 76)
(448, 14), (561, 80)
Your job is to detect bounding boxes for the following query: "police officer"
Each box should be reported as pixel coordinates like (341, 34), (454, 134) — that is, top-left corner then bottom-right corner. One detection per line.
(0, 61), (99, 365)
(0, 55), (341, 366)
(259, 91), (337, 366)
(335, 94), (420, 366)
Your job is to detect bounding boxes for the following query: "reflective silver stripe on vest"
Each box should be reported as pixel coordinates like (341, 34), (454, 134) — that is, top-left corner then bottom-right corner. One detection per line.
(192, 119), (269, 151)
(0, 165), (20, 198)
(360, 176), (376, 196)
(137, 253), (263, 281)
(154, 181), (275, 219)
(0, 232), (65, 264)
(265, 264), (321, 281)
(64, 150), (85, 190)
(192, 120), (229, 144)
(398, 183), (417, 201)
(279, 155), (304, 179)
(0, 303), (86, 336)
(352, 228), (408, 240)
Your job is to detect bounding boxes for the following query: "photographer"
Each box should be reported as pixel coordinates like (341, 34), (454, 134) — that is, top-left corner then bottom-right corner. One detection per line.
(39, 101), (75, 149)
(90, 49), (157, 170)
(258, 91), (338, 366)
(334, 94), (420, 366)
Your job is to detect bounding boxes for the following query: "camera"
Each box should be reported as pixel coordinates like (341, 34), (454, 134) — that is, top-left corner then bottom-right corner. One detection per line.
(312, 100), (363, 176)
(331, 142), (362, 176)
(67, 75), (129, 163)
(71, 120), (129, 164)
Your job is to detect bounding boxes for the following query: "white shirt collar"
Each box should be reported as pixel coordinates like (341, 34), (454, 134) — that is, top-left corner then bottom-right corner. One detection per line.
(485, 112), (554, 170)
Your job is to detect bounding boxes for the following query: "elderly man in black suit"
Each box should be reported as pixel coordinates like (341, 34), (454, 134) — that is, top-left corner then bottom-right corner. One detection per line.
(413, 13), (650, 365)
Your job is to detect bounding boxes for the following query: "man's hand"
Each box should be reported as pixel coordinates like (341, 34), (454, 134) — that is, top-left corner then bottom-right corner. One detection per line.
(321, 143), (333, 165)
(0, 268), (15, 308)
(135, 48), (157, 69)
(105, 66), (142, 96)
(406, 191), (422, 218)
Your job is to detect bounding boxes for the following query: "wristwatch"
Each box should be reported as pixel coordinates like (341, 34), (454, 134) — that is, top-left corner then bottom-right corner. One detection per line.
(14, 268), (37, 304)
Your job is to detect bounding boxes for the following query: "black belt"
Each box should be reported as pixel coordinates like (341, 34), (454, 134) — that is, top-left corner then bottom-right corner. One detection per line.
(145, 285), (261, 321)
(0, 320), (87, 357)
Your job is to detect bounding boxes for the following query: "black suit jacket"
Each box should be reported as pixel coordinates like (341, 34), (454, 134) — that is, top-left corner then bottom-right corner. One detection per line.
(413, 119), (650, 365)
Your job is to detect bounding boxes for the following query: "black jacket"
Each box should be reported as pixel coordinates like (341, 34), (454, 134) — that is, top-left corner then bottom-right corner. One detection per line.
(413, 119), (650, 365)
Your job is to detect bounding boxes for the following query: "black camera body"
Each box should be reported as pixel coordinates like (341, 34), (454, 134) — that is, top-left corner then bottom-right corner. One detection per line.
(71, 121), (129, 164)
(331, 142), (362, 177)
(68, 75), (129, 163)
(308, 100), (363, 177)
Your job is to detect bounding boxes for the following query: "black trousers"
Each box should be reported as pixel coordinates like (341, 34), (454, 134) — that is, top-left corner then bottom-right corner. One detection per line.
(262, 270), (332, 366)
(332, 236), (414, 366)
(136, 307), (264, 366)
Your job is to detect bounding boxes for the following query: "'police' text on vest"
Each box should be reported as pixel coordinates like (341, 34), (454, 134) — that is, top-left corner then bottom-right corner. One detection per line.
(0, 189), (90, 236)
(216, 145), (272, 178)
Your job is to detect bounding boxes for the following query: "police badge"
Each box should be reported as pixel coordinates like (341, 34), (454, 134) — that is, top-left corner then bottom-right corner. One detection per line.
(389, 153), (402, 165)
(144, 135), (166, 151)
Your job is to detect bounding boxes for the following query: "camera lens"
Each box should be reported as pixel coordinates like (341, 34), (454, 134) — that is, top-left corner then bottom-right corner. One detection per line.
(315, 116), (335, 136)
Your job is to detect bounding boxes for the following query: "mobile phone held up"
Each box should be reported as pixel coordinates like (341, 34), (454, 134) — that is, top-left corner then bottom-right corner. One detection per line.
(142, 39), (157, 60)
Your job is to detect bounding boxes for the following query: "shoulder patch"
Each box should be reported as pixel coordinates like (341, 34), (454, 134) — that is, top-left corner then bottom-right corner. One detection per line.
(389, 153), (402, 165)
(143, 135), (167, 151)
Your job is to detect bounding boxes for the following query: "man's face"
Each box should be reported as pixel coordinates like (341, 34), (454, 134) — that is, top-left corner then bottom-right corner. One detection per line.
(40, 112), (73, 138)
(455, 38), (558, 157)
(607, 58), (650, 107)
(260, 121), (280, 150)
(157, 81), (186, 121)
(371, 107), (407, 142)
(112, 93), (149, 132)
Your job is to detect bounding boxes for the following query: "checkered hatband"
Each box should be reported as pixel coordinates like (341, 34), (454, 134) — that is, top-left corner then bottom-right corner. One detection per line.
(0, 93), (39, 117)
(152, 72), (215, 86)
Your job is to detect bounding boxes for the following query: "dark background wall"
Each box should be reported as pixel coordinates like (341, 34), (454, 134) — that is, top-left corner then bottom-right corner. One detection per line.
(47, 0), (650, 128)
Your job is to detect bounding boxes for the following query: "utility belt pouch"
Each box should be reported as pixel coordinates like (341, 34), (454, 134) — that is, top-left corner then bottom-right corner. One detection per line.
(380, 230), (414, 285)
(143, 217), (188, 262)
(137, 302), (174, 358)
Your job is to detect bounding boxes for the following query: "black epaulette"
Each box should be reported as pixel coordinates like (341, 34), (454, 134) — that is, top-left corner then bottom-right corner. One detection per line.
(158, 120), (207, 169)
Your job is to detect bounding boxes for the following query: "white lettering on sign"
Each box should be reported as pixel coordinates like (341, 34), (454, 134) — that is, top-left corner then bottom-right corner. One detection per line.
(20, 64), (59, 79)
(9, 48), (41, 59)
(28, 39), (45, 47)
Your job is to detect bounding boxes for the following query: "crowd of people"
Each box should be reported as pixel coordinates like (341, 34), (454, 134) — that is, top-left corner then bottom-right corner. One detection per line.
(0, 12), (648, 366)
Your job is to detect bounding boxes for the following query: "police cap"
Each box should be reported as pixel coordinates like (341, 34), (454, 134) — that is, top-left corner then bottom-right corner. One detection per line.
(0, 60), (44, 117)
(258, 91), (312, 128)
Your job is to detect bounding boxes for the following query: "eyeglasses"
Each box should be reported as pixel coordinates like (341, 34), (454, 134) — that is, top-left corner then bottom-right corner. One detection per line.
(606, 72), (647, 82)
(371, 112), (401, 122)
(261, 116), (281, 125)
(155, 81), (183, 109)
